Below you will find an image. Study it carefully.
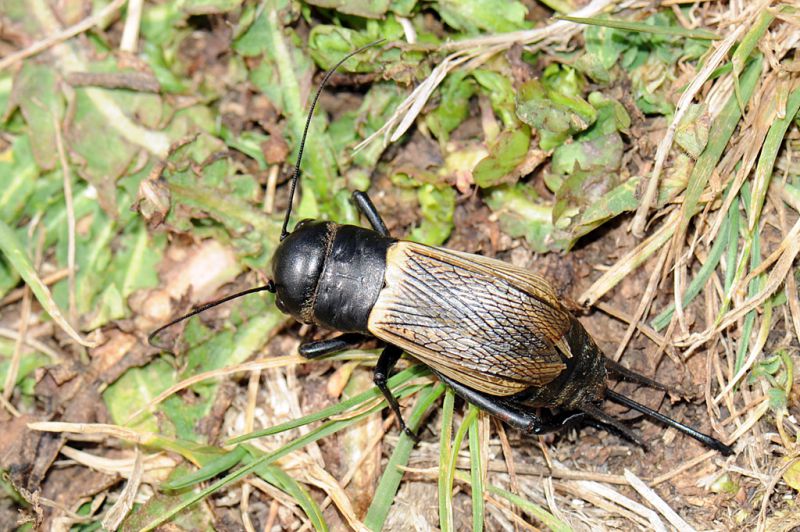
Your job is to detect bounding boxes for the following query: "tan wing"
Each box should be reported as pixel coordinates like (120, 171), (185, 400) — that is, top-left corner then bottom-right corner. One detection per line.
(368, 242), (572, 396)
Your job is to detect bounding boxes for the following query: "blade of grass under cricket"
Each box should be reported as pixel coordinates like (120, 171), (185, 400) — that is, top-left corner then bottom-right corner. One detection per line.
(438, 388), (456, 531)
(442, 404), (478, 532)
(255, 464), (328, 532)
(167, 383), (426, 492)
(364, 383), (445, 531)
(227, 364), (429, 444)
(143, 390), (424, 531)
(163, 445), (249, 490)
(468, 405), (484, 532)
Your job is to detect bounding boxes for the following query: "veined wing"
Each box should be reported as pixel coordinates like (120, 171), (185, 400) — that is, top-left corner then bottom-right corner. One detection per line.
(368, 242), (572, 396)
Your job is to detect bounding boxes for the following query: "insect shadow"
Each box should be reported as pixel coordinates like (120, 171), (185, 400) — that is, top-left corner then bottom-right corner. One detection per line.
(150, 41), (733, 457)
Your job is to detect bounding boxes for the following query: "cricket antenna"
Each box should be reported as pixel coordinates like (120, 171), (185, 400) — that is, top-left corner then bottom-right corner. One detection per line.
(148, 282), (275, 349)
(605, 388), (734, 455)
(279, 38), (386, 241)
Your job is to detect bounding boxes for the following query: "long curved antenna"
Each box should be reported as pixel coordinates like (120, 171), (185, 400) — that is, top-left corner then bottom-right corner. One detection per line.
(605, 388), (734, 455)
(280, 38), (386, 241)
(148, 282), (275, 349)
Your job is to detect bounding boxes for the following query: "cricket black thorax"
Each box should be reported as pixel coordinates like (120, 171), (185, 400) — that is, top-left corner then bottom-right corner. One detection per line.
(271, 221), (394, 333)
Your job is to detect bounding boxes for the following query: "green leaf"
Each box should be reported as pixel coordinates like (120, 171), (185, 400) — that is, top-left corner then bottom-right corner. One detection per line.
(7, 63), (62, 170)
(568, 176), (640, 247)
(329, 82), (407, 169)
(0, 347), (49, 394)
(485, 184), (564, 253)
(516, 75), (596, 150)
(473, 126), (531, 188)
(304, 0), (391, 18)
(472, 69), (518, 129)
(584, 23), (629, 71)
(307, 21), (405, 72)
(433, 0), (530, 34)
(410, 184), (456, 246)
(675, 104), (710, 158)
(426, 73), (477, 144)
(104, 357), (178, 433)
(0, 135), (39, 224)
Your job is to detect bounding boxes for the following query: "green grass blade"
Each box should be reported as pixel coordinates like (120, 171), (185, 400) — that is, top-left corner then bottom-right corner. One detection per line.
(468, 406), (484, 532)
(364, 383), (445, 531)
(557, 15), (720, 40)
(731, 10), (774, 111)
(748, 86), (800, 230)
(143, 387), (426, 531)
(163, 446), (248, 490)
(677, 55), (762, 240)
(651, 209), (731, 331)
(255, 465), (328, 532)
(226, 364), (429, 444)
(443, 405), (478, 531)
(724, 197), (741, 294)
(438, 388), (456, 532)
(0, 220), (91, 347)
(736, 189), (764, 374)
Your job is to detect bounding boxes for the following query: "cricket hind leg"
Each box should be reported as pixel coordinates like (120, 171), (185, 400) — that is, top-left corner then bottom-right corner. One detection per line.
(432, 371), (587, 435)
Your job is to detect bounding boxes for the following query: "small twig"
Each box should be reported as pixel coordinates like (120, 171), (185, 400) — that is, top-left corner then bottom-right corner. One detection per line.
(624, 469), (695, 531)
(53, 113), (77, 327)
(495, 420), (521, 497)
(240, 369), (260, 532)
(595, 302), (667, 347)
(101, 448), (143, 530)
(484, 494), (540, 532)
(3, 283), (31, 404)
(611, 244), (670, 362)
(651, 450), (719, 486)
(0, 0), (128, 71)
(4, 224), (43, 405)
(120, 0), (143, 52)
(0, 327), (63, 362)
(263, 165), (280, 214)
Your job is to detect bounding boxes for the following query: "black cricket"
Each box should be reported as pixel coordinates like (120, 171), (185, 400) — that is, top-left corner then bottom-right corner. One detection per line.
(150, 42), (733, 456)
